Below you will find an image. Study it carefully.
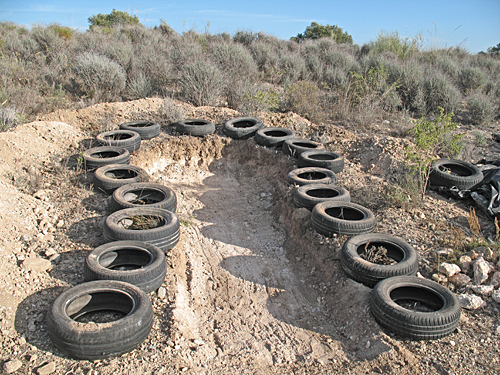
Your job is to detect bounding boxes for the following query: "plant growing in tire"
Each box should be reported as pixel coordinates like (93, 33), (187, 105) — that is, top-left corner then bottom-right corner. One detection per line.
(46, 280), (154, 360)
(341, 233), (419, 287)
(370, 276), (461, 340)
(104, 207), (180, 252)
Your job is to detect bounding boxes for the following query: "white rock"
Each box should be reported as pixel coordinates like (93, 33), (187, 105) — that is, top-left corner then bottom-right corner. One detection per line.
(3, 359), (22, 374)
(438, 262), (461, 277)
(432, 273), (448, 283)
(492, 290), (500, 303)
(449, 273), (471, 287)
(22, 257), (53, 273)
(459, 255), (472, 273)
(157, 287), (166, 299)
(473, 257), (492, 285)
(458, 294), (487, 310)
(471, 285), (495, 296)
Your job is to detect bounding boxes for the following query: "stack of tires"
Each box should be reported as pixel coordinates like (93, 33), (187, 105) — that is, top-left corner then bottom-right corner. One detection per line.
(47, 121), (183, 360)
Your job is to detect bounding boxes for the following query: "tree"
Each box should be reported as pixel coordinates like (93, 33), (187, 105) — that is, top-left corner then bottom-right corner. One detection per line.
(292, 22), (353, 44)
(88, 9), (142, 29)
(487, 43), (500, 55)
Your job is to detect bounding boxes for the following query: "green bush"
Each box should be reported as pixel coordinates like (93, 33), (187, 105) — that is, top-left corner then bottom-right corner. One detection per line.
(292, 22), (353, 44)
(179, 59), (224, 106)
(366, 31), (422, 59)
(423, 71), (461, 114)
(466, 92), (496, 124)
(73, 51), (127, 101)
(88, 9), (142, 29)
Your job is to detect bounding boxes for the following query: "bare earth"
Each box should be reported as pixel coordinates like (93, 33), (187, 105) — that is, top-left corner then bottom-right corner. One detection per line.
(0, 98), (499, 374)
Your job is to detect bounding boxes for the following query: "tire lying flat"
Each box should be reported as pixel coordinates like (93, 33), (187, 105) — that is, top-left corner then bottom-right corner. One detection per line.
(298, 150), (345, 174)
(110, 182), (177, 213)
(176, 119), (215, 137)
(46, 280), (154, 360)
(119, 120), (160, 140)
(94, 164), (150, 194)
(223, 117), (264, 139)
(311, 201), (376, 237)
(293, 184), (350, 210)
(287, 167), (337, 186)
(429, 158), (483, 190)
(341, 233), (418, 287)
(96, 130), (141, 154)
(82, 146), (130, 170)
(254, 127), (295, 147)
(282, 138), (325, 158)
(104, 207), (180, 252)
(84, 241), (167, 293)
(370, 276), (461, 340)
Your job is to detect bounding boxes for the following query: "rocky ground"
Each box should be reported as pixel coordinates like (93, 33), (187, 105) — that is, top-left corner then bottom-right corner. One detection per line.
(0, 98), (499, 374)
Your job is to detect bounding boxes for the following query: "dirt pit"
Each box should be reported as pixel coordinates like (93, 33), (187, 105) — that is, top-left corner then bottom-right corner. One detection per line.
(2, 99), (500, 374)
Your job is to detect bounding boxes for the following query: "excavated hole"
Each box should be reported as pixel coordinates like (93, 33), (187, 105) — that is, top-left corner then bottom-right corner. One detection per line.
(98, 248), (152, 271)
(297, 171), (327, 180)
(391, 286), (444, 313)
(103, 133), (133, 141)
(264, 130), (288, 137)
(358, 242), (402, 265)
(124, 189), (164, 205)
(438, 164), (473, 176)
(309, 153), (336, 161)
(104, 169), (138, 179)
(119, 215), (165, 230)
(90, 151), (120, 159)
(67, 291), (133, 323)
(233, 120), (255, 128)
(306, 188), (339, 198)
(325, 207), (364, 220)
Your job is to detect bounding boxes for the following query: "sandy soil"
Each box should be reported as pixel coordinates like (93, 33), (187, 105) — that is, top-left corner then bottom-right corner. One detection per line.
(0, 98), (499, 374)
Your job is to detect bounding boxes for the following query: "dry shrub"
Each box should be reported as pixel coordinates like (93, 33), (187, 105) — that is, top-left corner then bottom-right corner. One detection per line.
(284, 81), (325, 123)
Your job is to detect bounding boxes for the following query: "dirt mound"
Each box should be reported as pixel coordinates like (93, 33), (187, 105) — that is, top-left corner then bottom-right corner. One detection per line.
(0, 98), (498, 374)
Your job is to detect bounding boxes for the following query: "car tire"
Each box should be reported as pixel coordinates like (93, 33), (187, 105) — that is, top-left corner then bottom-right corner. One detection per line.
(46, 280), (153, 360)
(82, 146), (130, 170)
(110, 183), (177, 213)
(370, 276), (461, 340)
(282, 138), (325, 158)
(311, 201), (376, 237)
(341, 233), (419, 287)
(223, 117), (264, 139)
(84, 241), (166, 294)
(94, 164), (150, 194)
(176, 119), (215, 137)
(254, 127), (295, 147)
(104, 207), (180, 252)
(429, 158), (483, 190)
(96, 130), (141, 154)
(287, 167), (337, 186)
(298, 150), (345, 173)
(119, 121), (160, 140)
(293, 184), (350, 210)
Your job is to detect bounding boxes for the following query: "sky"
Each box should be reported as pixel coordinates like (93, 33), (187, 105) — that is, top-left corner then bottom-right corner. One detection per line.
(0, 0), (499, 53)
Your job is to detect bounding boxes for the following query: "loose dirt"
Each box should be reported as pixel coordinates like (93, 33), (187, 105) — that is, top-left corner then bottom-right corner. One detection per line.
(0, 98), (499, 374)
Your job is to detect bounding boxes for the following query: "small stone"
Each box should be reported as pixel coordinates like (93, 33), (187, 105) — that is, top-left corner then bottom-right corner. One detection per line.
(474, 257), (492, 285)
(48, 254), (61, 264)
(458, 294), (487, 310)
(22, 256), (53, 273)
(449, 340), (456, 346)
(490, 272), (500, 287)
(33, 190), (48, 200)
(471, 285), (495, 296)
(474, 246), (494, 261)
(436, 248), (453, 256)
(496, 326), (500, 335)
(432, 273), (448, 284)
(44, 248), (57, 257)
(449, 273), (471, 287)
(438, 262), (461, 277)
(43, 233), (55, 243)
(157, 287), (166, 299)
(56, 220), (64, 228)
(492, 290), (500, 303)
(28, 354), (38, 362)
(365, 341), (371, 349)
(459, 255), (472, 273)
(3, 359), (22, 373)
(36, 361), (56, 375)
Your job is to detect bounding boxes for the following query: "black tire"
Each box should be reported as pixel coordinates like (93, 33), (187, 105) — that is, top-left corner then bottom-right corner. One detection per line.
(254, 127), (295, 147)
(293, 184), (350, 210)
(104, 207), (180, 252)
(119, 121), (160, 140)
(110, 182), (177, 213)
(429, 158), (483, 190)
(341, 233), (419, 287)
(223, 117), (264, 139)
(176, 119), (215, 137)
(82, 146), (130, 170)
(46, 280), (153, 360)
(84, 241), (166, 294)
(298, 150), (345, 173)
(311, 201), (376, 237)
(370, 276), (461, 340)
(94, 164), (150, 194)
(282, 138), (325, 158)
(96, 130), (141, 154)
(287, 167), (337, 186)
